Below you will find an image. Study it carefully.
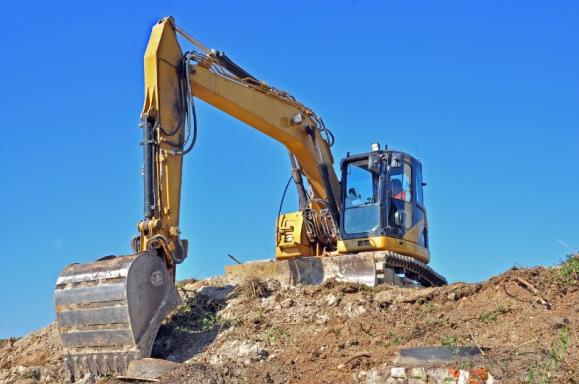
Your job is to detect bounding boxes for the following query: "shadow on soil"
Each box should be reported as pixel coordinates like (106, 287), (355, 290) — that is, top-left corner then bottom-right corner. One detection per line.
(151, 285), (235, 362)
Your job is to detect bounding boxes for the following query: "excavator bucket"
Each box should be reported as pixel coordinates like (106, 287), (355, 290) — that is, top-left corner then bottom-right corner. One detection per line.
(54, 252), (180, 382)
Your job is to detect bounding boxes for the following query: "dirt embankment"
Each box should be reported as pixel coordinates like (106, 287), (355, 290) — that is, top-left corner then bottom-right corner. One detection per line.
(1, 258), (577, 383)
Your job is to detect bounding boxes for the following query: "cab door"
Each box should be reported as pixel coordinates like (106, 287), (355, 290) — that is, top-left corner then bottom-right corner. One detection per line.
(412, 161), (428, 248)
(387, 154), (414, 235)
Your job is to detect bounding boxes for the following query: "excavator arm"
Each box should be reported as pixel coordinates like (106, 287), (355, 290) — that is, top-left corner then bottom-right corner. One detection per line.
(135, 17), (342, 270)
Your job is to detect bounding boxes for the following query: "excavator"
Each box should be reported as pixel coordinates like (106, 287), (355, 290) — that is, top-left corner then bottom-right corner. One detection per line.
(54, 17), (446, 381)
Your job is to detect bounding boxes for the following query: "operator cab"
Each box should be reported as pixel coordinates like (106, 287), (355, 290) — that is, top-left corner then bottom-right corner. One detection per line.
(338, 143), (429, 263)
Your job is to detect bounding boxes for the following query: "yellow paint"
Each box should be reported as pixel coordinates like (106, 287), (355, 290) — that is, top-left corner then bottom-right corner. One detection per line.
(337, 235), (430, 264)
(188, 65), (340, 202)
(137, 17), (185, 268)
(275, 211), (315, 259)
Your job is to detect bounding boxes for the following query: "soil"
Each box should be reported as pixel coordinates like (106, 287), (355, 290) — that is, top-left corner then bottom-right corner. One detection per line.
(1, 260), (577, 383)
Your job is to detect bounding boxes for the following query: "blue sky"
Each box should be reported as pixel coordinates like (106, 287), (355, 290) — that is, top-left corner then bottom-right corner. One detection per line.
(0, 1), (577, 338)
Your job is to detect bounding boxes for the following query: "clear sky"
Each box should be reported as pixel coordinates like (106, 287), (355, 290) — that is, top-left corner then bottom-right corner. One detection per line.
(0, 1), (577, 338)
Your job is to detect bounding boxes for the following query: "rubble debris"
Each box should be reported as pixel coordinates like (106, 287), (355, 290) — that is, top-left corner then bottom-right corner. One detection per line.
(0, 264), (576, 383)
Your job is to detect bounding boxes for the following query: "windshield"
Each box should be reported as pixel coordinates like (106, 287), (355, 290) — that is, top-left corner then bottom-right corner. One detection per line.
(343, 159), (380, 235)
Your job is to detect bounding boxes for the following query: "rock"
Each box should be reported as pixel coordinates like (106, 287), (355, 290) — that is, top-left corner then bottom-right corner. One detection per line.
(457, 370), (470, 384)
(121, 358), (180, 382)
(281, 299), (294, 308)
(469, 367), (489, 381)
(265, 279), (282, 292)
(547, 316), (570, 329)
(197, 285), (235, 301)
(374, 291), (395, 307)
(345, 303), (368, 318)
(408, 367), (427, 380)
(359, 363), (389, 383)
(326, 293), (338, 306)
(15, 366), (28, 376)
(402, 289), (434, 304)
(75, 373), (95, 384)
(316, 314), (329, 325)
(428, 368), (455, 382)
(241, 342), (269, 362)
(347, 340), (360, 348)
(390, 367), (406, 379)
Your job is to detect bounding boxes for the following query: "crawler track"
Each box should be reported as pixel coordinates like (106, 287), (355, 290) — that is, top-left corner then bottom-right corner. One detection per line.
(379, 251), (448, 287)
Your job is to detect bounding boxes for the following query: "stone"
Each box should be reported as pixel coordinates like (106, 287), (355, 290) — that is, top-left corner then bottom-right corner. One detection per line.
(197, 285), (235, 301)
(457, 370), (470, 384)
(374, 290), (395, 307)
(356, 305), (367, 315)
(469, 367), (489, 380)
(361, 364), (390, 384)
(390, 367), (406, 379)
(428, 368), (453, 382)
(316, 314), (329, 325)
(326, 293), (338, 306)
(547, 316), (570, 329)
(345, 303), (367, 318)
(75, 373), (95, 384)
(119, 358), (180, 382)
(15, 366), (28, 376)
(281, 299), (294, 308)
(408, 367), (427, 380)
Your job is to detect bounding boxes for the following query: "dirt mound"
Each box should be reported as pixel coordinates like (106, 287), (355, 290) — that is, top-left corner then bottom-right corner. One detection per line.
(0, 324), (63, 383)
(1, 258), (577, 383)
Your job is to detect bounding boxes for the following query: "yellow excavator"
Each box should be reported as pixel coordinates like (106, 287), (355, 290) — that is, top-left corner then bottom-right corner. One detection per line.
(54, 17), (446, 381)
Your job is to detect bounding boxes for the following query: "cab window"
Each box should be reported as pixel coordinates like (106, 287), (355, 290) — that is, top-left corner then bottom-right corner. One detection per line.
(343, 160), (380, 235)
(414, 165), (424, 206)
(344, 161), (378, 208)
(389, 157), (412, 203)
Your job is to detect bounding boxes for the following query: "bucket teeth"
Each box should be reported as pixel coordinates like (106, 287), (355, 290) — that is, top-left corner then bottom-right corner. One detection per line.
(55, 252), (180, 382)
